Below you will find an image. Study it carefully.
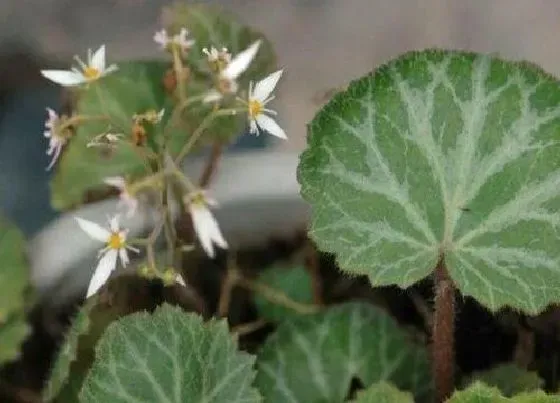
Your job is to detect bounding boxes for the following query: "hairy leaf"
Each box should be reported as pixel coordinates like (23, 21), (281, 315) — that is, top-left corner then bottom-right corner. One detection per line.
(298, 50), (560, 313)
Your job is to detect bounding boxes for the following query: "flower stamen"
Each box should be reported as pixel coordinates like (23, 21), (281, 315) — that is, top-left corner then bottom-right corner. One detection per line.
(108, 232), (124, 249)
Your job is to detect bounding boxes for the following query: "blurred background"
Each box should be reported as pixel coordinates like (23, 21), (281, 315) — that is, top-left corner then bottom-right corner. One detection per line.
(2, 0), (560, 236)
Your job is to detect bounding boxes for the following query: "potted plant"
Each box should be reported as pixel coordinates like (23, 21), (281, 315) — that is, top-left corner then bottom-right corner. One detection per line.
(2, 3), (560, 403)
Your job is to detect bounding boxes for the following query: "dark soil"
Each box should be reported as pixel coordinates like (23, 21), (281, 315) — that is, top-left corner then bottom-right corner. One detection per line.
(2, 228), (560, 402)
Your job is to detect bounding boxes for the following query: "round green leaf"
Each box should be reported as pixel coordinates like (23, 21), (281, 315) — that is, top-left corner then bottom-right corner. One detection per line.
(255, 302), (432, 402)
(298, 49), (560, 313)
(448, 381), (559, 402)
(254, 265), (314, 322)
(350, 382), (414, 403)
(0, 216), (31, 364)
(79, 304), (261, 403)
(44, 297), (97, 402)
(462, 363), (544, 397)
(0, 312), (30, 365)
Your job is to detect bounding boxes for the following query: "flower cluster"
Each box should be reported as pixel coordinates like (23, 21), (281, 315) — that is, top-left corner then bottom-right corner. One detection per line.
(40, 27), (287, 298)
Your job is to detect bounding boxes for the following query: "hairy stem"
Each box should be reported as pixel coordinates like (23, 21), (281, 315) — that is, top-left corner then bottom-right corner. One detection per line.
(217, 261), (240, 318)
(199, 141), (224, 187)
(237, 277), (320, 315)
(432, 256), (455, 403)
(231, 319), (267, 336)
(172, 47), (187, 103)
(304, 239), (324, 305)
(174, 108), (240, 165)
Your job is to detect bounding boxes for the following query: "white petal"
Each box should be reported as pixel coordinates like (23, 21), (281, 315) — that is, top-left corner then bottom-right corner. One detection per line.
(253, 70), (283, 102)
(192, 209), (215, 257)
(154, 30), (169, 48)
(86, 249), (118, 297)
(249, 119), (258, 134)
(41, 70), (86, 86)
(109, 215), (121, 232)
(123, 196), (138, 218)
(46, 144), (62, 171)
(118, 248), (130, 267)
(46, 107), (58, 124)
(91, 45), (106, 71)
(75, 217), (110, 242)
(222, 40), (261, 80)
(103, 176), (126, 189)
(190, 206), (228, 258)
(102, 64), (119, 76)
(126, 245), (140, 254)
(175, 274), (186, 287)
(203, 89), (223, 103)
(256, 114), (287, 139)
(157, 109), (165, 122)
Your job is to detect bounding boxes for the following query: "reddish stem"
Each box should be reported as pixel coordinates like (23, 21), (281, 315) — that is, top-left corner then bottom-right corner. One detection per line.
(432, 256), (455, 403)
(199, 141), (224, 188)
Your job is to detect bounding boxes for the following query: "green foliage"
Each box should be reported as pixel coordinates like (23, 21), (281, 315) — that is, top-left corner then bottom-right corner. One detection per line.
(0, 216), (31, 365)
(51, 4), (276, 211)
(43, 298), (97, 401)
(462, 363), (544, 397)
(448, 381), (560, 402)
(298, 49), (560, 313)
(254, 265), (314, 322)
(255, 302), (432, 402)
(350, 382), (414, 403)
(44, 278), (155, 403)
(79, 304), (261, 402)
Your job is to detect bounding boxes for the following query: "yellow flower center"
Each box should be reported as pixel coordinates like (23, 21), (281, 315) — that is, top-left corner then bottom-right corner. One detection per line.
(191, 192), (207, 206)
(107, 232), (124, 250)
(248, 100), (263, 118)
(83, 66), (101, 80)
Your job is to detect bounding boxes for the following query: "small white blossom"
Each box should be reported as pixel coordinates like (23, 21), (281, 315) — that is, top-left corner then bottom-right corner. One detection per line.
(175, 274), (186, 286)
(103, 176), (138, 217)
(184, 191), (227, 258)
(43, 108), (67, 170)
(86, 132), (123, 148)
(154, 28), (195, 52)
(203, 40), (261, 103)
(75, 215), (139, 297)
(243, 70), (286, 139)
(133, 108), (165, 124)
(41, 45), (118, 87)
(202, 46), (231, 64)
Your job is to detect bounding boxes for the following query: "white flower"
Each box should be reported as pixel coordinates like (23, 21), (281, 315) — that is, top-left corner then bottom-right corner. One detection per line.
(154, 28), (195, 52)
(75, 215), (139, 297)
(86, 132), (123, 148)
(175, 274), (186, 286)
(203, 40), (261, 103)
(43, 108), (67, 170)
(103, 176), (138, 217)
(133, 108), (165, 124)
(203, 46), (231, 65)
(41, 45), (118, 87)
(185, 191), (227, 258)
(243, 70), (286, 139)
